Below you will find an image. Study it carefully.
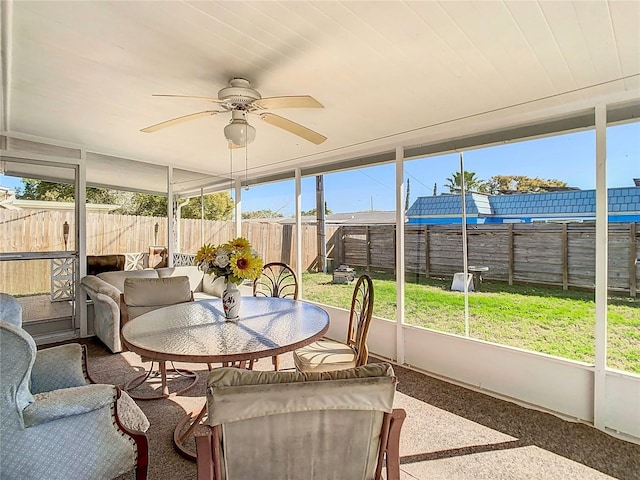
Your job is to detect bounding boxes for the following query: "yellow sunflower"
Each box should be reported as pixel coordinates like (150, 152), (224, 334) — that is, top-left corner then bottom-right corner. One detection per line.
(230, 250), (263, 282)
(227, 237), (251, 251)
(195, 243), (216, 264)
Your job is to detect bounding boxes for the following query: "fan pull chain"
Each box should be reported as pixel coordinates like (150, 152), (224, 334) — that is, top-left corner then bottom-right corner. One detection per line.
(244, 113), (249, 191)
(229, 142), (233, 194)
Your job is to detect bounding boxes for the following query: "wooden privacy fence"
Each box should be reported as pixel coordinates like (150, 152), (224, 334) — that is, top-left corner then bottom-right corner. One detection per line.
(0, 209), (330, 295)
(1, 209), (638, 296)
(336, 223), (640, 296)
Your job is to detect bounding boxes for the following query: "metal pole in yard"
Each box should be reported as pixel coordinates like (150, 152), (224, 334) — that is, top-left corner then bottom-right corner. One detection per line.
(316, 175), (326, 273)
(460, 152), (470, 337)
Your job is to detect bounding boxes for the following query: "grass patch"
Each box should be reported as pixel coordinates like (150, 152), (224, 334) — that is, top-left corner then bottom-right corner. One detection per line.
(301, 271), (640, 374)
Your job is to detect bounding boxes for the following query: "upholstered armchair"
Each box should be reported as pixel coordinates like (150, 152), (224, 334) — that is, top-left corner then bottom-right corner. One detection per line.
(0, 295), (150, 480)
(0, 293), (95, 393)
(196, 363), (406, 480)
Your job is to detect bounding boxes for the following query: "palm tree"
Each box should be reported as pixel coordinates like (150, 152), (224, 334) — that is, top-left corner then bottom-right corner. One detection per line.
(443, 171), (483, 193)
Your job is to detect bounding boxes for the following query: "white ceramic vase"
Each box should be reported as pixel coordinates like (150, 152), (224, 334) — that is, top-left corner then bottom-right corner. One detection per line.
(222, 279), (241, 320)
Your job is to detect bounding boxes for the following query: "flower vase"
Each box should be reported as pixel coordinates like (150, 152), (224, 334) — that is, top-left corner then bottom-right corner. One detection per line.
(222, 279), (241, 320)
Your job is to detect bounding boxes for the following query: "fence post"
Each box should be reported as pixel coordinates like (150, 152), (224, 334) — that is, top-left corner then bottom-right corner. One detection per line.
(424, 225), (430, 278)
(366, 226), (371, 272)
(508, 224), (514, 285)
(562, 224), (568, 291)
(630, 223), (637, 298)
(393, 225), (397, 276)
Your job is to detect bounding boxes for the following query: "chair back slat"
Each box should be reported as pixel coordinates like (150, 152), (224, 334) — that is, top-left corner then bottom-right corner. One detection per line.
(253, 262), (299, 300)
(347, 275), (374, 367)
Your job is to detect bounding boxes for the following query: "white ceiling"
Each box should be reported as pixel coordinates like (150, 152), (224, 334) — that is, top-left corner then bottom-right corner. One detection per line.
(1, 1), (639, 195)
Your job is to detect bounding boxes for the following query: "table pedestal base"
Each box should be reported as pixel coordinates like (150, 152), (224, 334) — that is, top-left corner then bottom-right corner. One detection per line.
(173, 360), (255, 459)
(174, 404), (208, 460)
(124, 361), (198, 400)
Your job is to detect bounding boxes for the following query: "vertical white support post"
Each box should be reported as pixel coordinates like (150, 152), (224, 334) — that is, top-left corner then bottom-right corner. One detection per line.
(295, 168), (303, 298)
(459, 153), (470, 337)
(395, 146), (405, 365)
(167, 166), (174, 267)
(200, 187), (205, 246)
(235, 178), (242, 237)
(594, 103), (608, 430)
(77, 155), (87, 337)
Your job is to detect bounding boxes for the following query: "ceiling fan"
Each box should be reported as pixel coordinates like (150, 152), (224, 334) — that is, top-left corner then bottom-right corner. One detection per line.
(140, 78), (327, 147)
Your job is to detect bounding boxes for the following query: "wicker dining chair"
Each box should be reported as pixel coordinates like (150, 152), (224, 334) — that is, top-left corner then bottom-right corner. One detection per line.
(253, 262), (299, 370)
(293, 274), (374, 372)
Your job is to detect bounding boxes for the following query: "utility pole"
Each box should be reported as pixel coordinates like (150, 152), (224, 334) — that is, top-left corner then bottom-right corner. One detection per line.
(316, 175), (326, 273)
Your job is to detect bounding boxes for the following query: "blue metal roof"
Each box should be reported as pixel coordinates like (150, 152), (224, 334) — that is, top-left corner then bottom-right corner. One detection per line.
(406, 186), (640, 224)
(405, 193), (492, 216)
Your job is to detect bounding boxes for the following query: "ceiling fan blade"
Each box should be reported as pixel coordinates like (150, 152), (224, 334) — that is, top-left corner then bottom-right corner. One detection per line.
(140, 110), (219, 133)
(254, 96), (323, 110)
(260, 113), (327, 145)
(152, 94), (226, 104)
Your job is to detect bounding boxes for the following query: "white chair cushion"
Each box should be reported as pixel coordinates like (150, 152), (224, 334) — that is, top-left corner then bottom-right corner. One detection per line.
(124, 276), (191, 307)
(97, 269), (158, 293)
(156, 266), (204, 292)
(293, 338), (357, 373)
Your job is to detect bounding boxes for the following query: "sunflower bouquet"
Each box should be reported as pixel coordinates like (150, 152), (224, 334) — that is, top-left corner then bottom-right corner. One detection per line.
(195, 237), (263, 285)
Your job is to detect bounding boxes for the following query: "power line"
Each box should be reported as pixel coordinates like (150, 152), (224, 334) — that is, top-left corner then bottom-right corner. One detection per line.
(357, 170), (393, 191)
(404, 168), (431, 190)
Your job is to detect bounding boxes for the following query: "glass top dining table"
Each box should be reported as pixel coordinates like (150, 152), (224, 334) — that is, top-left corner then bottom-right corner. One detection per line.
(121, 296), (330, 365)
(121, 296), (330, 459)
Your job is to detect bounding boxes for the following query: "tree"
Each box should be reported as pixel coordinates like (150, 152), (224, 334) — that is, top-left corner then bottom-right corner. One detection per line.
(302, 202), (332, 216)
(444, 171), (484, 192)
(242, 209), (284, 219)
(17, 179), (119, 204)
(404, 178), (411, 211)
(180, 193), (234, 220)
(126, 193), (167, 216)
(481, 175), (568, 194)
(16, 179), (234, 220)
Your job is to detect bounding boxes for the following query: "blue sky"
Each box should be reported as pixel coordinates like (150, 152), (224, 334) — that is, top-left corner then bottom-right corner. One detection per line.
(2, 123), (638, 216)
(242, 122), (639, 216)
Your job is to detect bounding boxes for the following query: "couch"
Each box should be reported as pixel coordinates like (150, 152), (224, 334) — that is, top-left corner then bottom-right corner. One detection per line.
(81, 265), (245, 353)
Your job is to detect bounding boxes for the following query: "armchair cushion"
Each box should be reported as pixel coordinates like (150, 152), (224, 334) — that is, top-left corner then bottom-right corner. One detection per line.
(31, 343), (89, 394)
(23, 384), (117, 428)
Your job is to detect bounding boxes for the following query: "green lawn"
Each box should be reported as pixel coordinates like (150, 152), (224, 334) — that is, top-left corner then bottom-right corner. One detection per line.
(301, 272), (640, 374)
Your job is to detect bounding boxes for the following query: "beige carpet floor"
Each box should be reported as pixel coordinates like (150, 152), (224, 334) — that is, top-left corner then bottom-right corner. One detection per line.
(80, 338), (639, 480)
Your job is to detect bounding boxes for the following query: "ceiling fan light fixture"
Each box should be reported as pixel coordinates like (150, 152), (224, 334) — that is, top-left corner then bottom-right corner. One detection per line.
(224, 120), (256, 147)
